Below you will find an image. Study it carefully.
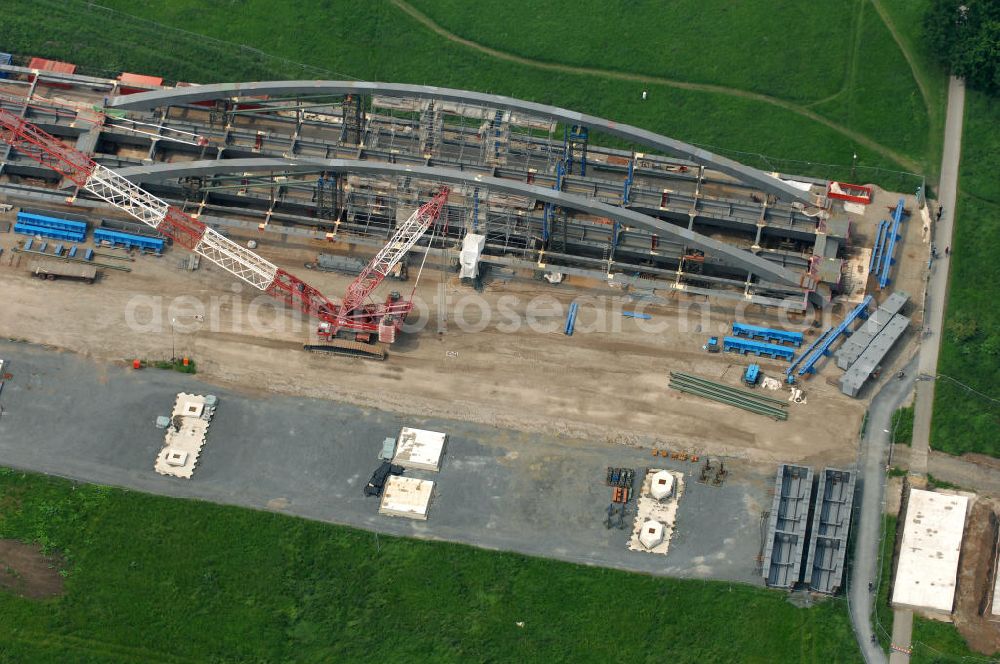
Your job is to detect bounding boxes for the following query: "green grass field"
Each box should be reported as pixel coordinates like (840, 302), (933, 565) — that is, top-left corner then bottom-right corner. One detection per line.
(0, 468), (861, 662)
(891, 406), (915, 446)
(874, 515), (896, 652)
(0, 0), (995, 659)
(1, 0), (937, 186)
(930, 90), (1000, 458)
(911, 617), (994, 663)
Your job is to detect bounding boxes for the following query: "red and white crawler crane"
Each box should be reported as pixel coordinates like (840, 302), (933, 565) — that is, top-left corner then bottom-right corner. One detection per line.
(0, 109), (449, 356)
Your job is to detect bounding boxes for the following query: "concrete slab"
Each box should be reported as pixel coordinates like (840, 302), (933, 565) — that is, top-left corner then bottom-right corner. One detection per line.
(379, 475), (434, 520)
(154, 393), (213, 479)
(0, 340), (771, 584)
(393, 427), (446, 472)
(892, 489), (969, 615)
(628, 468), (685, 556)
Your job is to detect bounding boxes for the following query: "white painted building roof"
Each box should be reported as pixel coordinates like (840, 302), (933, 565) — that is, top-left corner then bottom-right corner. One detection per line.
(379, 476), (434, 520)
(892, 489), (969, 614)
(392, 427), (447, 471)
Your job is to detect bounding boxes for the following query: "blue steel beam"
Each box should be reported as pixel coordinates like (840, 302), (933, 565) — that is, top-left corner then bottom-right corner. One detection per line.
(792, 294), (874, 378)
(878, 199), (905, 289)
(868, 219), (887, 273)
(731, 322), (804, 346)
(722, 336), (796, 361)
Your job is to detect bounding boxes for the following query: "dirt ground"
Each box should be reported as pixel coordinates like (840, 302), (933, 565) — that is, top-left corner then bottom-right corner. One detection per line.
(952, 497), (1000, 655)
(0, 539), (65, 599)
(0, 192), (923, 466)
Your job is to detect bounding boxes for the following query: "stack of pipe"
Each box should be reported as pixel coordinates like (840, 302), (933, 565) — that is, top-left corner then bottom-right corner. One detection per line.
(668, 371), (789, 420)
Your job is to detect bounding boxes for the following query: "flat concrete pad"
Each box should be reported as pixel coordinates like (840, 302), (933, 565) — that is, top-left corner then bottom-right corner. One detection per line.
(0, 341), (772, 584)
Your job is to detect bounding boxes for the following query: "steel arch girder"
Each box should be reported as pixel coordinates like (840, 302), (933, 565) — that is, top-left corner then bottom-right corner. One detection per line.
(107, 80), (813, 205)
(114, 157), (805, 288)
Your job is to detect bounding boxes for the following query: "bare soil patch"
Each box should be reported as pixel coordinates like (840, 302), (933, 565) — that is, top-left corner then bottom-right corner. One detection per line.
(952, 498), (1000, 655)
(0, 539), (65, 599)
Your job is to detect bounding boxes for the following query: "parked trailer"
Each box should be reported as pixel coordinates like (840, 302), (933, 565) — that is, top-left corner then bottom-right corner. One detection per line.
(29, 260), (97, 284)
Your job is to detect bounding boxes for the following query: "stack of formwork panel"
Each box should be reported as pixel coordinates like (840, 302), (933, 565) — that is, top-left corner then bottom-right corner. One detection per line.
(762, 464), (813, 588)
(835, 292), (909, 370)
(804, 468), (856, 594)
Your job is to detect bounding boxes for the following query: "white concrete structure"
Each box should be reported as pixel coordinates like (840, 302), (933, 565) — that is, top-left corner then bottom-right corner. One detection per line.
(639, 520), (665, 549)
(154, 393), (217, 479)
(628, 468), (684, 556)
(379, 476), (434, 520)
(892, 489), (970, 615)
(392, 427), (447, 471)
(650, 470), (674, 500)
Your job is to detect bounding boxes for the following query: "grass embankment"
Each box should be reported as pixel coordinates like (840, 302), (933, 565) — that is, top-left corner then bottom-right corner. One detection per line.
(1, 0), (931, 188)
(931, 90), (1000, 458)
(911, 617), (994, 663)
(891, 406), (915, 446)
(875, 515), (897, 652)
(0, 468), (860, 662)
(407, 0), (933, 168)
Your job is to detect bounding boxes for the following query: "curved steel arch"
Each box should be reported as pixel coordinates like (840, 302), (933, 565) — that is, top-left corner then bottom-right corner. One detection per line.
(114, 157), (803, 287)
(108, 81), (812, 205)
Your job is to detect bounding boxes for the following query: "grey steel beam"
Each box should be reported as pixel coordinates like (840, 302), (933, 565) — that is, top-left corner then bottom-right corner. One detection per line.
(114, 157), (803, 286)
(107, 81), (814, 204)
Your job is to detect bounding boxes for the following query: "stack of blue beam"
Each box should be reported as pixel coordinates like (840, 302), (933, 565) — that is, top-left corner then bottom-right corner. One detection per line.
(93, 228), (165, 252)
(15, 211), (87, 242)
(564, 301), (580, 336)
(878, 199), (906, 289)
(731, 323), (803, 347)
(722, 336), (795, 361)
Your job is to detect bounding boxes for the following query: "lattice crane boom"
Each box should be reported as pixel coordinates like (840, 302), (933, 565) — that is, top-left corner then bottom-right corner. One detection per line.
(0, 109), (449, 340)
(0, 108), (342, 320)
(338, 187), (449, 319)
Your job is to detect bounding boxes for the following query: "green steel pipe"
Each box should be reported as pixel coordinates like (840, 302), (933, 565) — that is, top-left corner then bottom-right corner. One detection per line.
(669, 381), (788, 420)
(670, 376), (788, 408)
(670, 384), (787, 421)
(671, 371), (787, 406)
(670, 371), (787, 406)
(670, 382), (788, 419)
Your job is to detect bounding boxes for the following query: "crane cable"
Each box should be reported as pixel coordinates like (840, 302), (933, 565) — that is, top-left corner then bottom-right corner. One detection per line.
(408, 215), (440, 302)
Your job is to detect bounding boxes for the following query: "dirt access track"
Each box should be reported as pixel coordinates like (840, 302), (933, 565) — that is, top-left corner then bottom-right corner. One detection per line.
(952, 497), (1000, 656)
(0, 227), (864, 466)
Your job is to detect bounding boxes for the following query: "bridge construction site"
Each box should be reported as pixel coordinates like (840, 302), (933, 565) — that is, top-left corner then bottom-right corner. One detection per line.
(0, 54), (935, 590)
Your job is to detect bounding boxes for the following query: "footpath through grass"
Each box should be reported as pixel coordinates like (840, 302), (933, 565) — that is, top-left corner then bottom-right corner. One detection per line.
(0, 468), (860, 662)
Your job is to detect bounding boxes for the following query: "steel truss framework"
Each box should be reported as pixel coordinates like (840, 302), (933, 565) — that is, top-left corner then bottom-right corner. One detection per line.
(107, 80), (814, 205)
(0, 67), (843, 308)
(113, 158), (802, 288)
